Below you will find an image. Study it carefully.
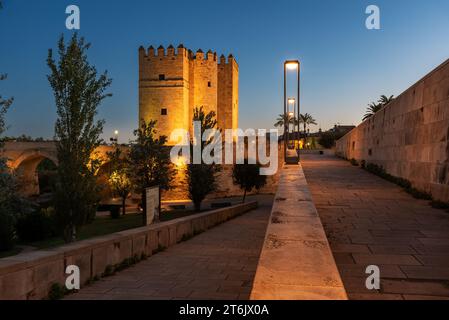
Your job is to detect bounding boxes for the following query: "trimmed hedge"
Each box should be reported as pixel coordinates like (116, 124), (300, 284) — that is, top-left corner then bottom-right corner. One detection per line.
(363, 162), (431, 200)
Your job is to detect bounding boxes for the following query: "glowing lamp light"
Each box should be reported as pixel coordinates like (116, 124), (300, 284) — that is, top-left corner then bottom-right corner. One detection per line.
(285, 62), (299, 70)
(114, 130), (119, 136)
(288, 112), (294, 117)
(288, 98), (296, 104)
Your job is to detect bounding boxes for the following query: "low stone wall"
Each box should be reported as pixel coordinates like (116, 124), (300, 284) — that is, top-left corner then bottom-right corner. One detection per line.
(336, 59), (449, 201)
(250, 164), (347, 300)
(0, 202), (257, 300)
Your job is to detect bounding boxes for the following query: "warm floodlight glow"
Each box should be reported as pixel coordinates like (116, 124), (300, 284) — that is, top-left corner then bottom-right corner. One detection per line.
(288, 98), (296, 104)
(286, 62), (299, 70)
(114, 130), (119, 135)
(288, 112), (294, 117)
(175, 156), (187, 168)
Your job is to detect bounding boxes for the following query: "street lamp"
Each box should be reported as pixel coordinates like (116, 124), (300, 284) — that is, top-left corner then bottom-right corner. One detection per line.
(284, 60), (300, 164)
(288, 98), (296, 150)
(110, 130), (119, 145)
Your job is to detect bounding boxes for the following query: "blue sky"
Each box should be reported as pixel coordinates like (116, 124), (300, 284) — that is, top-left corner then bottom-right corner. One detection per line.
(1, 0), (449, 143)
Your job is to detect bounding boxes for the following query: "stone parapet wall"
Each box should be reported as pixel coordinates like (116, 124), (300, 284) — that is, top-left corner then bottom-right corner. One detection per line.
(250, 164), (347, 300)
(0, 202), (257, 300)
(336, 59), (449, 201)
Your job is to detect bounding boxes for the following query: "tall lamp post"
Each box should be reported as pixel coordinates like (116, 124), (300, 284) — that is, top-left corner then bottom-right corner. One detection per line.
(288, 98), (296, 149)
(284, 60), (300, 163)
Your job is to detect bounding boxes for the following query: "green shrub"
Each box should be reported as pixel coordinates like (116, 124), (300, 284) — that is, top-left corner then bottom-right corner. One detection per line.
(48, 283), (67, 300)
(406, 188), (432, 200)
(365, 163), (386, 176)
(0, 211), (16, 251)
(430, 200), (449, 210)
(16, 208), (55, 242)
(102, 265), (115, 277)
(0, 166), (31, 251)
(109, 206), (121, 219)
(364, 163), (431, 200)
(393, 177), (412, 189)
(360, 160), (366, 169)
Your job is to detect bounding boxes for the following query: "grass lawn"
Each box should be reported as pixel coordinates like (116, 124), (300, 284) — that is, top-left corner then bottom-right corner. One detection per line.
(26, 209), (207, 250)
(27, 213), (143, 250)
(0, 247), (23, 259)
(0, 208), (209, 258)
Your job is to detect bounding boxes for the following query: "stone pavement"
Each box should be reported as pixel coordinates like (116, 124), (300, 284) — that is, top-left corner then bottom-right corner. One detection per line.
(301, 154), (449, 300)
(67, 195), (273, 300)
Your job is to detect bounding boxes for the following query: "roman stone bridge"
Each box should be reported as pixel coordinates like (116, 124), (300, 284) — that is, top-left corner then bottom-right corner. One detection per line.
(0, 141), (121, 196)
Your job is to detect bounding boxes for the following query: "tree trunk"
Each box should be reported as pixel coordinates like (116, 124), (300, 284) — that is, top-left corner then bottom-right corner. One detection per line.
(194, 201), (201, 212)
(71, 224), (77, 242)
(64, 210), (77, 243)
(242, 190), (247, 204)
(304, 124), (307, 149)
(141, 189), (147, 226)
(155, 188), (161, 222)
(122, 197), (126, 216)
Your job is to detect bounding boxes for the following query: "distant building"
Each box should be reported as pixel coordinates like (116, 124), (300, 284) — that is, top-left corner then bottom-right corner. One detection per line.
(138, 44), (239, 144)
(329, 125), (355, 136)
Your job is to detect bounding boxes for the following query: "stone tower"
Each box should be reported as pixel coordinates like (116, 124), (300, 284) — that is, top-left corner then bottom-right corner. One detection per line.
(139, 44), (239, 144)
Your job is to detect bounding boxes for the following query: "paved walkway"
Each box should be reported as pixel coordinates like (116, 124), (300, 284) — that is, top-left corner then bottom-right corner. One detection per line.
(302, 154), (449, 300)
(67, 195), (273, 300)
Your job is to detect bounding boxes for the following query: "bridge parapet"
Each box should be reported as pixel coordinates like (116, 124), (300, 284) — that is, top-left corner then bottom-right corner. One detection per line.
(250, 164), (347, 300)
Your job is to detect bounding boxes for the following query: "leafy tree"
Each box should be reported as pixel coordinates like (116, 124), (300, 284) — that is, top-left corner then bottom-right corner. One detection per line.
(108, 169), (132, 216)
(106, 146), (125, 173)
(232, 162), (267, 203)
(0, 77), (17, 251)
(0, 16), (21, 250)
(47, 33), (112, 242)
(1, 60), (30, 251)
(318, 131), (336, 149)
(129, 120), (174, 224)
(363, 95), (394, 121)
(186, 107), (221, 212)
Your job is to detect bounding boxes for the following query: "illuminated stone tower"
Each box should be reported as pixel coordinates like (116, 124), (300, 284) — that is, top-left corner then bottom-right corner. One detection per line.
(139, 44), (239, 144)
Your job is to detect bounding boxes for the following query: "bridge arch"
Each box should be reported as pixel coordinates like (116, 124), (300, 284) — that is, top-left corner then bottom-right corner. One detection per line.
(12, 150), (58, 196)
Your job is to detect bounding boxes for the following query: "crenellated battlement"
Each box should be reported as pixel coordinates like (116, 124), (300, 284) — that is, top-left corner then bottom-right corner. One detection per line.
(139, 44), (235, 65)
(139, 43), (239, 144)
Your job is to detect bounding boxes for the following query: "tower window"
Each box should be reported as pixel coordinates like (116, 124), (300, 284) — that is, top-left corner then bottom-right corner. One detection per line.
(161, 108), (167, 116)
(208, 81), (211, 87)
(159, 74), (165, 80)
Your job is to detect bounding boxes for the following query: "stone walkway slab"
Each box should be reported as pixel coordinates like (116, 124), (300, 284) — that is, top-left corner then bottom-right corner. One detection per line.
(302, 154), (449, 300)
(66, 195), (273, 300)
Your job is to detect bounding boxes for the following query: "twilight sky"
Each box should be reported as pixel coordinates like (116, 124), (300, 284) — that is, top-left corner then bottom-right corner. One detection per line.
(1, 0), (449, 143)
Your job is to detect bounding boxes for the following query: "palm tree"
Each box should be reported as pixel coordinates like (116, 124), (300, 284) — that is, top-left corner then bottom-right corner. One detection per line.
(274, 114), (298, 143)
(298, 113), (317, 136)
(379, 95), (394, 106)
(274, 114), (297, 128)
(363, 95), (395, 121)
(363, 102), (382, 121)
